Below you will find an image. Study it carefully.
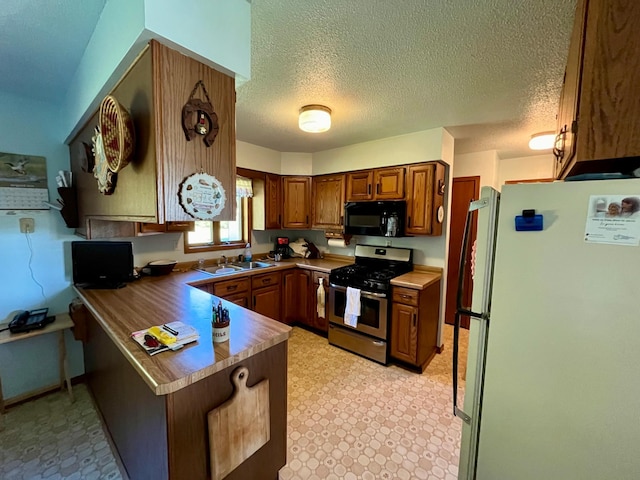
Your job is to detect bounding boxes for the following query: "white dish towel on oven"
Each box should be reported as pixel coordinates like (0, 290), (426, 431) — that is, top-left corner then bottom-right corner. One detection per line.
(344, 287), (361, 327)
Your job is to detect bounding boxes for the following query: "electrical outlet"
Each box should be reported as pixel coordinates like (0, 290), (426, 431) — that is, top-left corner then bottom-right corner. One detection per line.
(20, 218), (35, 233)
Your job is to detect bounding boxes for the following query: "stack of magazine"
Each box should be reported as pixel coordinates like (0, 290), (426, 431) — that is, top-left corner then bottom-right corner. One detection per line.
(131, 321), (199, 356)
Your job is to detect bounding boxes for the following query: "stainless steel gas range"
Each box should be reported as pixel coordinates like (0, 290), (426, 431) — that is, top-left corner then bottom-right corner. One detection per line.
(328, 244), (413, 364)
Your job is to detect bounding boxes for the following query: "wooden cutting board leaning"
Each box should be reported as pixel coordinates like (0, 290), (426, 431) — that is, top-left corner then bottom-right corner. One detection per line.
(207, 366), (270, 480)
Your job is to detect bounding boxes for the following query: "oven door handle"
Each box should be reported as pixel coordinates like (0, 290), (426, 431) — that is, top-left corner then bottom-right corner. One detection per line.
(329, 283), (387, 299)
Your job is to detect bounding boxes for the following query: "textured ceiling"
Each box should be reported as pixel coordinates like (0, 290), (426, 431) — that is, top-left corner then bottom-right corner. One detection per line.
(0, 0), (577, 159)
(238, 0), (577, 158)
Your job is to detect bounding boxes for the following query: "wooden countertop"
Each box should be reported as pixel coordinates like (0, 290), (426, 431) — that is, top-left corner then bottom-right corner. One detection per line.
(186, 256), (353, 288)
(74, 269), (292, 396)
(391, 270), (442, 290)
(275, 257), (353, 273)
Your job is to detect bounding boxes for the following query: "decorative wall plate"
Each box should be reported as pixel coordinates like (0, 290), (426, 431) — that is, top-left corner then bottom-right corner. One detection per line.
(178, 172), (226, 220)
(92, 126), (117, 195)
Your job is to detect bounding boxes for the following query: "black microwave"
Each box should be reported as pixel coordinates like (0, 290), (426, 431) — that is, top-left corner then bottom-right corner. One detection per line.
(344, 201), (406, 237)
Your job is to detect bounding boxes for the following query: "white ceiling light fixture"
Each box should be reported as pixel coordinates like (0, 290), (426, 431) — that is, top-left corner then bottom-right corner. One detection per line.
(299, 105), (332, 133)
(528, 131), (556, 150)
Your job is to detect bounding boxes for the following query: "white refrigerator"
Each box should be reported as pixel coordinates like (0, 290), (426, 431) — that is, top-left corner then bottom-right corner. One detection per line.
(454, 179), (640, 480)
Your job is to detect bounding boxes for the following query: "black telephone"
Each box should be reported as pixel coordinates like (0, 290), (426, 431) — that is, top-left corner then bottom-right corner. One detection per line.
(8, 308), (54, 333)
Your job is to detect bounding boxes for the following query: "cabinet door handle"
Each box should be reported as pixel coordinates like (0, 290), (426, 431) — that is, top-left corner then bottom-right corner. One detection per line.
(227, 285), (238, 291)
(368, 184), (371, 195)
(262, 278), (271, 284)
(400, 294), (411, 299)
(376, 183), (380, 194)
(407, 216), (411, 227)
(340, 215), (344, 224)
(253, 296), (256, 307)
(306, 215), (309, 224)
(278, 214), (281, 225)
(413, 313), (417, 327)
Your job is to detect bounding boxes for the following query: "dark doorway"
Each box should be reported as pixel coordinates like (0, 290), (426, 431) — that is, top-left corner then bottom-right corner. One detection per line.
(445, 176), (480, 329)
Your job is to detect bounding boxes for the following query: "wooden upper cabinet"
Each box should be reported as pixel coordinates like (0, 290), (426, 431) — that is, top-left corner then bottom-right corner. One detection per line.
(346, 167), (404, 202)
(373, 167), (405, 200)
(283, 176), (311, 228)
(554, 0), (588, 178)
(556, 0), (640, 178)
(346, 171), (374, 201)
(406, 162), (445, 236)
(312, 174), (345, 230)
(68, 40), (236, 236)
(265, 174), (282, 229)
(153, 40), (236, 222)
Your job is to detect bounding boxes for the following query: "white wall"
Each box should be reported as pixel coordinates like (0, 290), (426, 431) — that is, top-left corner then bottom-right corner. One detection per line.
(453, 150), (554, 188)
(498, 154), (554, 185)
(281, 153), (313, 175)
(312, 128), (448, 175)
(0, 92), (84, 400)
(453, 150), (500, 188)
(237, 141), (281, 173)
(144, 0), (251, 80)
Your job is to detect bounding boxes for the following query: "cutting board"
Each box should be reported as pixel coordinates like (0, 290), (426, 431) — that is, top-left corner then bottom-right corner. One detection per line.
(208, 366), (270, 480)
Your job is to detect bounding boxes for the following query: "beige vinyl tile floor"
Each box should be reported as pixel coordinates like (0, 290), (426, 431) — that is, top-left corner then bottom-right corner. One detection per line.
(0, 324), (468, 480)
(279, 324), (468, 480)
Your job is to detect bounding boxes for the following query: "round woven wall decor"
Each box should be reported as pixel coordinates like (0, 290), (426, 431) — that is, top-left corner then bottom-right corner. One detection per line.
(99, 95), (135, 173)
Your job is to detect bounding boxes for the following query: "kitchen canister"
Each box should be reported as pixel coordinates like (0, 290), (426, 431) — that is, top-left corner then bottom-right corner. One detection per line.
(212, 322), (230, 343)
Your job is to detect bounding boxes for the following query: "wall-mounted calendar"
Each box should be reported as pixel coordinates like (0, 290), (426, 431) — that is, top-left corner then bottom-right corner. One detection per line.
(0, 152), (49, 210)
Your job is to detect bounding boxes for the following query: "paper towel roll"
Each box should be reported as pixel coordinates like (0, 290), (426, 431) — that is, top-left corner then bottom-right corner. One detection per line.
(327, 238), (347, 248)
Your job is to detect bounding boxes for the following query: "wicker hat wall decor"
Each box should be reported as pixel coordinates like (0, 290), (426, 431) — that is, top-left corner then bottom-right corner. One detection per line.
(91, 95), (135, 194)
(182, 80), (219, 147)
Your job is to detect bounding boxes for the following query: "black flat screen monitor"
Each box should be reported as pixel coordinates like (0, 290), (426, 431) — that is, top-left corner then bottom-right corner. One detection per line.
(72, 241), (134, 289)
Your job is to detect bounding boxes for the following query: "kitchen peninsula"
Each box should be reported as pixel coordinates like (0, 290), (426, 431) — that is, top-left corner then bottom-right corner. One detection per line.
(73, 268), (291, 480)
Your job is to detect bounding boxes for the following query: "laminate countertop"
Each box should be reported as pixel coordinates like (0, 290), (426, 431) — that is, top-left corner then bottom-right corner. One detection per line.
(391, 270), (442, 290)
(74, 258), (353, 396)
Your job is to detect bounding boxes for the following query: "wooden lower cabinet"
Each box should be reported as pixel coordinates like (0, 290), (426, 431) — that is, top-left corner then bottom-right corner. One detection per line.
(391, 302), (418, 364)
(196, 268), (327, 327)
(390, 281), (441, 371)
(213, 278), (251, 299)
(226, 292), (250, 308)
(282, 269), (311, 325)
(197, 278), (251, 308)
(310, 271), (329, 333)
(252, 272), (282, 321)
(84, 312), (287, 480)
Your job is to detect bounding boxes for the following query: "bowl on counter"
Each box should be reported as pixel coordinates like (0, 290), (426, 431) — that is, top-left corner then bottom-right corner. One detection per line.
(142, 260), (177, 276)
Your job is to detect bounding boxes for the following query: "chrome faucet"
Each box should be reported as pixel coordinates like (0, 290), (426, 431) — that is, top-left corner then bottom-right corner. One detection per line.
(219, 255), (228, 265)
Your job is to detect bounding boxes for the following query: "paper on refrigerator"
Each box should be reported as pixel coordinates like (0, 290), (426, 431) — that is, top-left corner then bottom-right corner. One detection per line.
(584, 194), (640, 246)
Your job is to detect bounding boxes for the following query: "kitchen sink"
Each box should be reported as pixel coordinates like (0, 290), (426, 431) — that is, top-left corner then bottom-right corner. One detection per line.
(198, 265), (244, 275)
(231, 261), (273, 269)
(197, 261), (273, 276)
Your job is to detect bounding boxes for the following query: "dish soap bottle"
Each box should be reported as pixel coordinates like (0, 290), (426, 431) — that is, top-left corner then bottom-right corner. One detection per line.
(244, 243), (252, 262)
